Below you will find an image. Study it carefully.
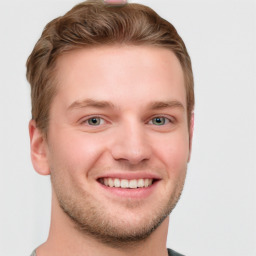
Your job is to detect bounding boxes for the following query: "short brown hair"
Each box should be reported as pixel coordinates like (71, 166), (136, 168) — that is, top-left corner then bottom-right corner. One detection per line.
(26, 0), (194, 133)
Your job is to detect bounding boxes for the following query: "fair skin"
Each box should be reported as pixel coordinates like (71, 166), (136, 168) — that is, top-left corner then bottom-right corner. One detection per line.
(29, 45), (193, 256)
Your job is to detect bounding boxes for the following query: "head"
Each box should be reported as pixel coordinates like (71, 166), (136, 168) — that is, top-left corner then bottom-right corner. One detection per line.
(26, 0), (194, 135)
(27, 0), (194, 247)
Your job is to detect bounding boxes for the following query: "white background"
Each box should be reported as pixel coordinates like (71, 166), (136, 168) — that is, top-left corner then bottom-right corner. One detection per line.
(0, 0), (255, 255)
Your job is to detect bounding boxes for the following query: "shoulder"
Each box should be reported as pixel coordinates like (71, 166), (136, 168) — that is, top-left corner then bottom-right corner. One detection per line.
(30, 249), (37, 256)
(167, 248), (185, 256)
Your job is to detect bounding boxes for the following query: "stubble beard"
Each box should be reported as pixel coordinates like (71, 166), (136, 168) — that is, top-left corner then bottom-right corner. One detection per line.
(51, 169), (186, 248)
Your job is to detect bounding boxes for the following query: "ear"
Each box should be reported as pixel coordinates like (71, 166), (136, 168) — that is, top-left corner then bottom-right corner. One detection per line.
(188, 112), (194, 162)
(29, 120), (50, 175)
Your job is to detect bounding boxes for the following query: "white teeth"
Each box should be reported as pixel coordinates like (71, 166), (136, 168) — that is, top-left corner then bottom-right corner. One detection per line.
(102, 178), (154, 189)
(114, 178), (120, 188)
(121, 179), (129, 188)
(129, 179), (137, 189)
(108, 178), (114, 187)
(137, 179), (144, 188)
(145, 179), (152, 187)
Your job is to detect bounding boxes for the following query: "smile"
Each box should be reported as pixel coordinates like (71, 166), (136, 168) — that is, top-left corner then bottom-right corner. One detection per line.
(98, 178), (154, 189)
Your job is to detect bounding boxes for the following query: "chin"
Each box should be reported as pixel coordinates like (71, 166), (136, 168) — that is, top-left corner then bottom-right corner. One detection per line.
(57, 186), (182, 247)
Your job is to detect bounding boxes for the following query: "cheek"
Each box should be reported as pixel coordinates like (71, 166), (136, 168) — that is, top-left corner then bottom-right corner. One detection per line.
(155, 132), (189, 177)
(47, 131), (106, 176)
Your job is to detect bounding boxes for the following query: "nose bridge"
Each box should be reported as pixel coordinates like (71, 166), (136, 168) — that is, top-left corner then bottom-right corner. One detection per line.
(111, 116), (151, 164)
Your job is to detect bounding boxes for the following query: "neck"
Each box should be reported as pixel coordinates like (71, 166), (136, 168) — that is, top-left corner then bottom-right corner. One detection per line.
(37, 193), (169, 256)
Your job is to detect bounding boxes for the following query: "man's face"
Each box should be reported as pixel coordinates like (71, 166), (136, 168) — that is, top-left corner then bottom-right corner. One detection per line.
(42, 45), (192, 244)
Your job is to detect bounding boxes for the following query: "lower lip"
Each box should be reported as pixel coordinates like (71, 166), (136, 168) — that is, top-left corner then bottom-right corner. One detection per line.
(98, 180), (159, 199)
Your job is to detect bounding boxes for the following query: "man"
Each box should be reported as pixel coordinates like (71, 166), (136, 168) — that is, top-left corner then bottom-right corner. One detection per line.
(27, 0), (194, 255)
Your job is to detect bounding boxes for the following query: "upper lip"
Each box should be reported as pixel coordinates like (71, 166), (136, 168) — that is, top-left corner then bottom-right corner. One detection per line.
(96, 172), (161, 180)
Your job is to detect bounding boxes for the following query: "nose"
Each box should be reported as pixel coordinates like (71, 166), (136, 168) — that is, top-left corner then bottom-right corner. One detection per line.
(110, 120), (152, 165)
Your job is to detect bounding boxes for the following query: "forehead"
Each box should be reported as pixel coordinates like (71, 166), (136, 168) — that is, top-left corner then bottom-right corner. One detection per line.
(54, 45), (186, 110)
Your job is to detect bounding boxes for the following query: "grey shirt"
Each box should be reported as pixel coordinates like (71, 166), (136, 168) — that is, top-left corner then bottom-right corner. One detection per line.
(30, 250), (36, 256)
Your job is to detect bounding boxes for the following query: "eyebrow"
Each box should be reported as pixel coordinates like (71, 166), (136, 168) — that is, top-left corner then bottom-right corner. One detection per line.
(67, 99), (116, 111)
(149, 100), (185, 111)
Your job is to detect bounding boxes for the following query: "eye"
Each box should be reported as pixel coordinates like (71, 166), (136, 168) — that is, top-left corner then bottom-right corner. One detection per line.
(85, 117), (105, 126)
(149, 117), (170, 126)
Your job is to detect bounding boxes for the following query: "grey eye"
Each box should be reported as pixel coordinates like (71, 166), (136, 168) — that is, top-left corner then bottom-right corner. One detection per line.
(151, 117), (167, 125)
(88, 117), (102, 126)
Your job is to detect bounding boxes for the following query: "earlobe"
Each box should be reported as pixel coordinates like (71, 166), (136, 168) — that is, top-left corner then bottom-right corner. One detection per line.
(188, 112), (194, 162)
(29, 120), (50, 175)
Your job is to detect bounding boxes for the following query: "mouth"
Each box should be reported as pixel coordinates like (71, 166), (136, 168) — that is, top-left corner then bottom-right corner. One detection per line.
(98, 178), (157, 189)
(96, 175), (160, 199)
